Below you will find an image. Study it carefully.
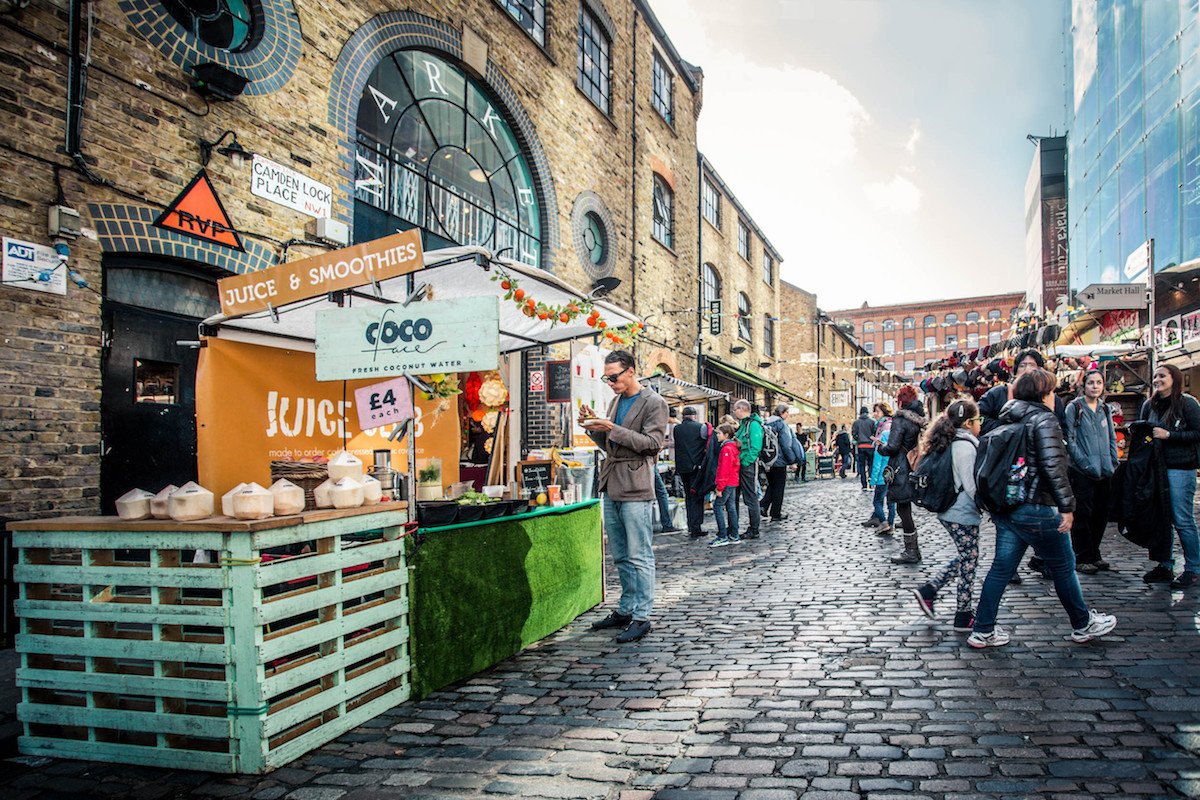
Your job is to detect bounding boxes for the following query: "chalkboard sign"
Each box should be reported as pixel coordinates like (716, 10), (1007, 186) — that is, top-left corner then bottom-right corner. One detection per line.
(545, 360), (571, 403)
(517, 459), (556, 491)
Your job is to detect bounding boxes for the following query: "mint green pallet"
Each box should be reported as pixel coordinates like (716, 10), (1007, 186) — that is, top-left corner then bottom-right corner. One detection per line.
(11, 507), (410, 774)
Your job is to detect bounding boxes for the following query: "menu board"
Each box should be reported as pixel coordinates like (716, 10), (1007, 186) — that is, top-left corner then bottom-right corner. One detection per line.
(546, 360), (571, 403)
(517, 459), (555, 491)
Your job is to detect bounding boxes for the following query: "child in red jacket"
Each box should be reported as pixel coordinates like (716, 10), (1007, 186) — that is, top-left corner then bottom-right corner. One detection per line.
(711, 423), (742, 547)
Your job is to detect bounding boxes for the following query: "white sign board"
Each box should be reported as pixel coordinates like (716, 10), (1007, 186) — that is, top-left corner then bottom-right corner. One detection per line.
(829, 390), (851, 407)
(251, 155), (333, 219)
(1078, 282), (1149, 311)
(1124, 240), (1150, 280)
(314, 296), (500, 381)
(2, 237), (65, 295)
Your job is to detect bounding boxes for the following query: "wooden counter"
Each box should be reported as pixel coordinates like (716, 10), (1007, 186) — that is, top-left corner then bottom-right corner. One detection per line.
(9, 501), (409, 532)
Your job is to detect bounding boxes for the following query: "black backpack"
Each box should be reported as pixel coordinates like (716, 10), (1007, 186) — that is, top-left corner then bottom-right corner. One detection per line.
(974, 420), (1035, 514)
(757, 420), (780, 468)
(911, 441), (972, 513)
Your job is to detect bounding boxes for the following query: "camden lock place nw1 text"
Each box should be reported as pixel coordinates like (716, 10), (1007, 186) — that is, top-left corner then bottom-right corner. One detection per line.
(217, 230), (423, 317)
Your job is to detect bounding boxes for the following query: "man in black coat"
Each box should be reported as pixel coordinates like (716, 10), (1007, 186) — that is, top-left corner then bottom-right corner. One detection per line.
(980, 349), (1065, 435)
(851, 407), (877, 490)
(672, 406), (710, 538)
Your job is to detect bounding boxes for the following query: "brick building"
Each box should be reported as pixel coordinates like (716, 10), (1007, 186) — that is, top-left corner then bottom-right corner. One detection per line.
(0, 0), (812, 521)
(827, 292), (1027, 379)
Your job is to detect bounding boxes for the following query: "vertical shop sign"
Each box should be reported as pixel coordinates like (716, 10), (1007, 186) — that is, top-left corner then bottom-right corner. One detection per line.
(1041, 196), (1068, 312)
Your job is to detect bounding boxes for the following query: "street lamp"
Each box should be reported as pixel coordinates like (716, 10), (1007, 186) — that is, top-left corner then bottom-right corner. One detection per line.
(199, 130), (253, 168)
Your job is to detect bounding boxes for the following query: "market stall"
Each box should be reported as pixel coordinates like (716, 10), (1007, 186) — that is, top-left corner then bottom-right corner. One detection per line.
(11, 238), (642, 771)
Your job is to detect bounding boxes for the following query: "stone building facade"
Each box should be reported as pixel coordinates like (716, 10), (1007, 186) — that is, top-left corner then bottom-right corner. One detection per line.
(0, 0), (721, 519)
(827, 292), (1027, 379)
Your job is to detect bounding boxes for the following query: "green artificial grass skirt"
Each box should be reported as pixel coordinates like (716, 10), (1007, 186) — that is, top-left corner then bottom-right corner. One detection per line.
(406, 501), (602, 698)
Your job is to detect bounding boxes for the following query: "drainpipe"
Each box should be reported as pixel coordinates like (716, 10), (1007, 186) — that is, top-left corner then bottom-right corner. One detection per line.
(630, 12), (639, 333)
(65, 0), (84, 159)
(695, 153), (703, 385)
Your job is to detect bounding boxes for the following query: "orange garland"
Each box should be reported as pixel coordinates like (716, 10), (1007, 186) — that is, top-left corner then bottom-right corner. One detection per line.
(491, 268), (644, 347)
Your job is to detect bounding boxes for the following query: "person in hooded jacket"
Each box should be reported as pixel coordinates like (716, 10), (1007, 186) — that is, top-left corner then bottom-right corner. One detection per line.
(761, 403), (802, 521)
(968, 368), (1117, 649)
(1063, 369), (1119, 574)
(877, 384), (926, 563)
(978, 349), (1066, 436)
(851, 407), (877, 490)
(863, 402), (896, 533)
(1138, 364), (1200, 588)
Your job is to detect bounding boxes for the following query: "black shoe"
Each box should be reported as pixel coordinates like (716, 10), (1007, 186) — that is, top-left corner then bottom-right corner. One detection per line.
(861, 516), (882, 528)
(1009, 573), (1023, 585)
(1095, 559), (1111, 571)
(952, 611), (975, 633)
(742, 530), (760, 540)
(770, 514), (789, 522)
(615, 619), (651, 643)
(1143, 565), (1174, 584)
(1170, 572), (1198, 589)
(591, 610), (632, 630)
(688, 530), (706, 538)
(890, 551), (921, 565)
(1076, 562), (1099, 574)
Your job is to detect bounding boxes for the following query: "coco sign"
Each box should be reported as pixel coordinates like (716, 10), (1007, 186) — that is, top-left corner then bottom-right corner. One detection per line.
(314, 296), (500, 381)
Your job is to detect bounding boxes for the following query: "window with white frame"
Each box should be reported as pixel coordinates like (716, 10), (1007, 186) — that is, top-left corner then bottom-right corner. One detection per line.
(966, 311), (980, 323)
(904, 359), (916, 373)
(924, 335), (936, 350)
(702, 263), (720, 309)
(764, 316), (775, 357)
(882, 319), (895, 331)
(762, 252), (773, 285)
(864, 341), (875, 355)
(903, 316), (915, 329)
(884, 339), (895, 355)
(737, 293), (752, 342)
(737, 219), (750, 259)
(967, 332), (979, 348)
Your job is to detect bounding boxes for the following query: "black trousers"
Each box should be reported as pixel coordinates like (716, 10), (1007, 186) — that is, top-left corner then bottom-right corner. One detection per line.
(1069, 469), (1111, 563)
(896, 501), (916, 533)
(739, 462), (762, 533)
(679, 470), (707, 534)
(761, 465), (788, 518)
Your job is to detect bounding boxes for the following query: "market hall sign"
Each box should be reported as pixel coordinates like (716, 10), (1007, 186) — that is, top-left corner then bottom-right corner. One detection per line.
(216, 230), (422, 317)
(313, 296), (500, 381)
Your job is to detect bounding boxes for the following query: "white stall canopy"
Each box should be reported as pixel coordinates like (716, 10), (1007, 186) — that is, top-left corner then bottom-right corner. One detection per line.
(202, 245), (639, 354)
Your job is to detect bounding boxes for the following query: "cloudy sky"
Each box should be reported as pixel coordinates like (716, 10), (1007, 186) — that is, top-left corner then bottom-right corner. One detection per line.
(651, 0), (1068, 311)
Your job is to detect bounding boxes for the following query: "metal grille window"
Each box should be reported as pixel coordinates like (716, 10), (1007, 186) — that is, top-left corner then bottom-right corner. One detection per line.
(652, 174), (673, 248)
(495, 0), (546, 46)
(737, 293), (752, 342)
(651, 52), (673, 124)
(763, 316), (775, 357)
(577, 6), (611, 114)
(762, 253), (773, 285)
(702, 179), (720, 228)
(737, 219), (750, 259)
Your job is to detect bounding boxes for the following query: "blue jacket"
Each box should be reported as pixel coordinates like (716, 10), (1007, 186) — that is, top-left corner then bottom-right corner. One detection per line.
(1064, 396), (1119, 479)
(765, 415), (802, 466)
(869, 417), (892, 487)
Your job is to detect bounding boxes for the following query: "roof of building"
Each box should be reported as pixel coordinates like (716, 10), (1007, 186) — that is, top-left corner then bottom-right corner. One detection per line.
(634, 0), (702, 94)
(699, 156), (784, 263)
(827, 291), (1026, 318)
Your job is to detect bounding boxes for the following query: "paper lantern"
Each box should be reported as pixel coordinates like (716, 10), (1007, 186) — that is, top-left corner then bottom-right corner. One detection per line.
(115, 488), (154, 521)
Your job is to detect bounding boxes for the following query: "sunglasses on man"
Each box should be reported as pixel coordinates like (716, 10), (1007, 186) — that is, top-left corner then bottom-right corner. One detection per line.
(602, 366), (631, 384)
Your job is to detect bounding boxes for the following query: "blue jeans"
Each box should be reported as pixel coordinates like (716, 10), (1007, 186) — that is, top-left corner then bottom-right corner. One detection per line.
(1161, 469), (1200, 574)
(654, 470), (673, 530)
(713, 486), (739, 540)
(974, 504), (1089, 633)
(602, 495), (655, 620)
(872, 485), (895, 524)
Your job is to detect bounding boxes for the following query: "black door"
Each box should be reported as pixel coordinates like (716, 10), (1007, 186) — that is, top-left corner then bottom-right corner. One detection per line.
(100, 302), (203, 512)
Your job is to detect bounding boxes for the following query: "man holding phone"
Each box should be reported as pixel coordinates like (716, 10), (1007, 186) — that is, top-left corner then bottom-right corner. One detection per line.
(581, 350), (668, 643)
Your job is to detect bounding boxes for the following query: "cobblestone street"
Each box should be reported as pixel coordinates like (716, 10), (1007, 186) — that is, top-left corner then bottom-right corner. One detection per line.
(5, 478), (1200, 799)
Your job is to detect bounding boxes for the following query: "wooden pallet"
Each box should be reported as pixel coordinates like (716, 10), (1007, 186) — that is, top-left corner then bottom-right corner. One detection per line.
(11, 508), (410, 773)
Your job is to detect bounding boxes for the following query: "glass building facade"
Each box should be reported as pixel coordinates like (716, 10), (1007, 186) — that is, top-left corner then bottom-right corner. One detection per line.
(1067, 0), (1200, 289)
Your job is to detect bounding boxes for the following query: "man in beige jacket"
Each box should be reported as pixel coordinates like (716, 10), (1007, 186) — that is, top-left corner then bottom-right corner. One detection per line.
(580, 350), (668, 642)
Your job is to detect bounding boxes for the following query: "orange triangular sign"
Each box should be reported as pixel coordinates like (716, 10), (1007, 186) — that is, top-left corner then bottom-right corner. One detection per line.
(154, 169), (244, 250)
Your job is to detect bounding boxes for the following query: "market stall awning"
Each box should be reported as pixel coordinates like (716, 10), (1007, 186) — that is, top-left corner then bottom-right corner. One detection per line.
(639, 374), (729, 405)
(1053, 342), (1137, 358)
(703, 356), (797, 401)
(202, 245), (640, 354)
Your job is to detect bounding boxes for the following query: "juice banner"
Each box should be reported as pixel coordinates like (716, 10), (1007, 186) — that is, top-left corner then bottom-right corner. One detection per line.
(197, 337), (459, 497)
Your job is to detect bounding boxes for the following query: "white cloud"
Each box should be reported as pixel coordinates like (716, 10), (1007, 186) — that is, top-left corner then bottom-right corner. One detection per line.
(904, 121), (922, 155)
(864, 176), (922, 214)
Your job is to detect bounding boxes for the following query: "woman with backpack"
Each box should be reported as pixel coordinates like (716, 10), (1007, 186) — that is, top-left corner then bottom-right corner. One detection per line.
(969, 368), (1117, 648)
(878, 384), (927, 564)
(1063, 369), (1119, 574)
(910, 399), (982, 632)
(1139, 364), (1200, 588)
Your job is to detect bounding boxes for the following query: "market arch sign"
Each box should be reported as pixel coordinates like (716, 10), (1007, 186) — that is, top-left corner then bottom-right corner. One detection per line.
(314, 296), (499, 380)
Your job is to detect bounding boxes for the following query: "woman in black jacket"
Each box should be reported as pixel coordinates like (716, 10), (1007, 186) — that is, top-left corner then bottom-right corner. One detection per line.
(1139, 364), (1200, 588)
(969, 368), (1117, 649)
(878, 384), (925, 564)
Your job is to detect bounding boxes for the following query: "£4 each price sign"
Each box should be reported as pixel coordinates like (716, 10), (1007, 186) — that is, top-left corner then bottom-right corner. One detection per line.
(354, 377), (415, 432)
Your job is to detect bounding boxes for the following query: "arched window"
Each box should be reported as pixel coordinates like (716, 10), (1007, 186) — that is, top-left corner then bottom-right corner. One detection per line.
(702, 263), (721, 310)
(944, 313), (958, 325)
(923, 314), (935, 327)
(354, 49), (543, 264)
(652, 174), (674, 248)
(863, 320), (875, 333)
(903, 316), (915, 329)
(882, 318), (895, 331)
(966, 311), (980, 323)
(737, 293), (752, 342)
(988, 309), (1002, 320)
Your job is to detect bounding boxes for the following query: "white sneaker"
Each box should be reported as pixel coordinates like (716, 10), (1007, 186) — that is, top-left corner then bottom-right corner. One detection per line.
(1070, 610), (1117, 643)
(709, 537), (731, 548)
(967, 625), (1010, 649)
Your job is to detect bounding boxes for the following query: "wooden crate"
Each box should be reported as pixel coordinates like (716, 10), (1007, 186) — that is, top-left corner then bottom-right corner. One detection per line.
(10, 507), (410, 774)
